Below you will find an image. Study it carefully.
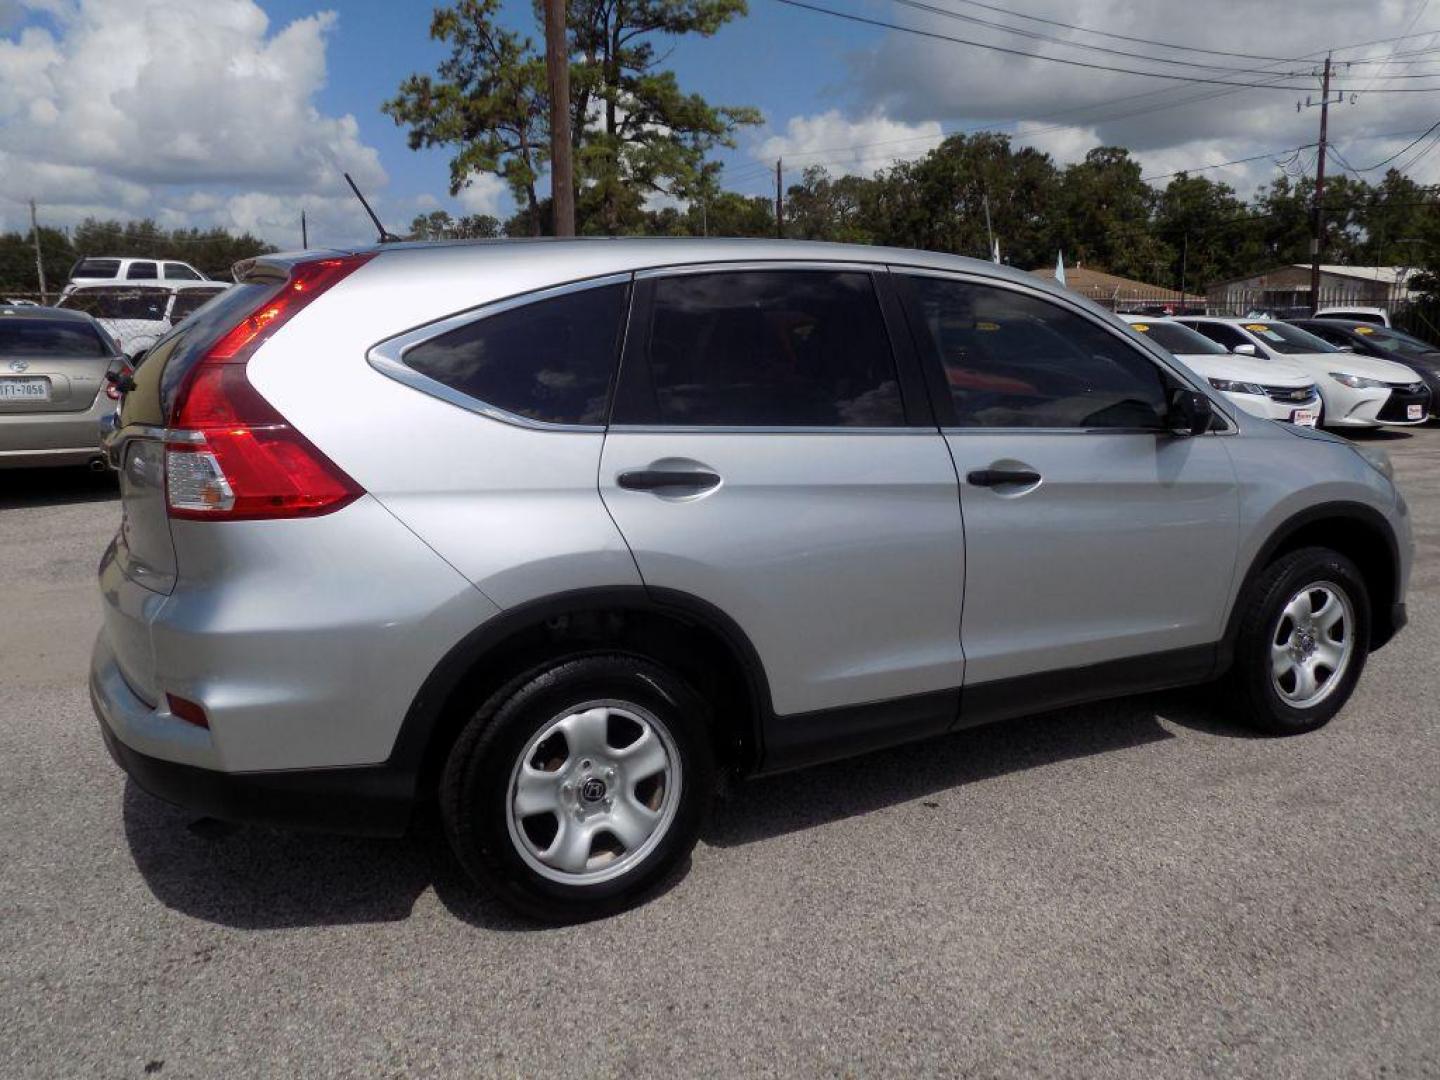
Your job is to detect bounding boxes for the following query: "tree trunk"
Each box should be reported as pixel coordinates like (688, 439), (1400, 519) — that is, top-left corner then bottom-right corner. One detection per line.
(604, 5), (621, 233)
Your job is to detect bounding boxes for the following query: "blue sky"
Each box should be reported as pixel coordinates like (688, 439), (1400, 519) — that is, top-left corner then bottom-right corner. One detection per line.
(4, 0), (1439, 247)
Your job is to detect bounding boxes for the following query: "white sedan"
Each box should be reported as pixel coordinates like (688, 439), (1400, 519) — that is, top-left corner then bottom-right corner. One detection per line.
(1176, 316), (1430, 428)
(1121, 316), (1320, 426)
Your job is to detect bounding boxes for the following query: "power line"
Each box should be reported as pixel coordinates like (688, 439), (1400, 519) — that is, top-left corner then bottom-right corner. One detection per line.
(931, 0), (1440, 65)
(1140, 145), (1318, 182)
(885, 0), (1313, 75)
(1346, 118), (1440, 169)
(771, 0), (1440, 91)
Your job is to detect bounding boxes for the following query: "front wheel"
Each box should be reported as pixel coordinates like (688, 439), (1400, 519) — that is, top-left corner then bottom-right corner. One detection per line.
(440, 654), (715, 921)
(1223, 546), (1371, 735)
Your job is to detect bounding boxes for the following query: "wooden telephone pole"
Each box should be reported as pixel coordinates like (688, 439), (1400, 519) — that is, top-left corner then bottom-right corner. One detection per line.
(775, 159), (784, 238)
(544, 0), (575, 237)
(30, 200), (47, 305)
(1307, 55), (1336, 315)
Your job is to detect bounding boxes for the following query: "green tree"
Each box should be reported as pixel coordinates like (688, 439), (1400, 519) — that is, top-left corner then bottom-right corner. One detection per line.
(784, 166), (878, 244)
(0, 227), (73, 297)
(385, 0), (550, 234)
(410, 210), (458, 239)
(1056, 147), (1171, 281)
(1153, 174), (1249, 294)
(567, 0), (760, 232)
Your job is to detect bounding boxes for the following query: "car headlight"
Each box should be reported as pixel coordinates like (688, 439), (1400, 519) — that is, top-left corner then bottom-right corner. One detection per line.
(1351, 443), (1395, 482)
(1329, 372), (1388, 389)
(1209, 378), (1265, 395)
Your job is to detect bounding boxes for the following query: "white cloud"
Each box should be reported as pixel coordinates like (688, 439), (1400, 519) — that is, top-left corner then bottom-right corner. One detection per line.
(455, 174), (508, 217)
(0, 0), (388, 244)
(752, 110), (945, 178)
(841, 0), (1440, 194)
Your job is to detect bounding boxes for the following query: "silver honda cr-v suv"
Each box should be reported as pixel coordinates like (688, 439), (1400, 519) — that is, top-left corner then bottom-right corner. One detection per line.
(91, 239), (1413, 920)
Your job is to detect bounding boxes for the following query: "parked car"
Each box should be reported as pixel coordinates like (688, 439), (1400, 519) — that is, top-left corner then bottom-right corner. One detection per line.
(1, 305), (130, 470)
(1175, 316), (1430, 427)
(62, 256), (207, 297)
(57, 280), (231, 359)
(1291, 319), (1440, 417)
(1121, 316), (1320, 425)
(1314, 306), (1390, 328)
(2, 297), (39, 306)
(92, 241), (1413, 920)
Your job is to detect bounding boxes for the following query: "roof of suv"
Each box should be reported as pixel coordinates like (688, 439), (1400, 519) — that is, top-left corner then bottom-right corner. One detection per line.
(293, 237), (1058, 292)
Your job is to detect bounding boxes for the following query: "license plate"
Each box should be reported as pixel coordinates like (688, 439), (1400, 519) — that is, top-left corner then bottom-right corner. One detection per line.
(1291, 408), (1318, 427)
(0, 377), (50, 401)
(1408, 403), (1423, 420)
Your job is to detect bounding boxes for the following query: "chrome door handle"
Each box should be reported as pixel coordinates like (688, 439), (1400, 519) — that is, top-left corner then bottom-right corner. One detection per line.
(617, 469), (721, 492)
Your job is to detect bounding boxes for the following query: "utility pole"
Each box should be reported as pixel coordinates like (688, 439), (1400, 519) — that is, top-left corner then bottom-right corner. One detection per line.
(301, 210), (308, 249)
(1309, 55), (1334, 315)
(544, 0), (575, 237)
(1179, 231), (1188, 312)
(775, 159), (784, 239)
(30, 200), (47, 305)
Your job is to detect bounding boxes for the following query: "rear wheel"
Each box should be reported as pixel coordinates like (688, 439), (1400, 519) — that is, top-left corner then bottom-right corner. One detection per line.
(440, 654), (714, 921)
(1223, 547), (1370, 735)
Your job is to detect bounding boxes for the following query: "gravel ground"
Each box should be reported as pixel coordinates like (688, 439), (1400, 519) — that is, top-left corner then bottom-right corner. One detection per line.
(2, 428), (1438, 1079)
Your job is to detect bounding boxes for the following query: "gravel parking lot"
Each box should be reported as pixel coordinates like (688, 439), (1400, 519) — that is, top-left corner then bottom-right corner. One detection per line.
(3, 427), (1438, 1079)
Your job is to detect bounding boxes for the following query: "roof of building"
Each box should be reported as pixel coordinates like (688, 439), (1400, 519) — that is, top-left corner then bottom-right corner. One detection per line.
(1029, 264), (1204, 302)
(1291, 264), (1411, 284)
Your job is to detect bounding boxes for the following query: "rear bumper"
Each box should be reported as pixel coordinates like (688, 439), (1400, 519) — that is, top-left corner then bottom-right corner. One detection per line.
(90, 634), (415, 836)
(0, 394), (115, 467)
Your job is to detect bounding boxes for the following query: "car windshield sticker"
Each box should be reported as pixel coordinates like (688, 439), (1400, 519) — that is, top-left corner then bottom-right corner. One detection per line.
(1244, 324), (1285, 341)
(975, 321), (1000, 331)
(1131, 323), (1150, 332)
(1355, 326), (1374, 334)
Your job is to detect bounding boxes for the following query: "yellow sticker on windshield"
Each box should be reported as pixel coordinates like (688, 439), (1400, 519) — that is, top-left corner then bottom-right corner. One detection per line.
(1355, 326), (1374, 334)
(1243, 324), (1269, 332)
(976, 321), (1000, 331)
(1131, 323), (1150, 331)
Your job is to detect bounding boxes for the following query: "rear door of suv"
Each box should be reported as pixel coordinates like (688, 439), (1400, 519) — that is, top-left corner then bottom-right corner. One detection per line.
(895, 270), (1240, 721)
(599, 263), (964, 761)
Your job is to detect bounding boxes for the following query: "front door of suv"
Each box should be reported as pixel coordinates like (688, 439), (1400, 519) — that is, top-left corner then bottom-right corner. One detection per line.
(897, 272), (1240, 720)
(599, 266), (964, 759)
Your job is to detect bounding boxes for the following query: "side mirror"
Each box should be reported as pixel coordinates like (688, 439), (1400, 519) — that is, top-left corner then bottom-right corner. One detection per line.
(1167, 389), (1214, 436)
(1233, 343), (1258, 356)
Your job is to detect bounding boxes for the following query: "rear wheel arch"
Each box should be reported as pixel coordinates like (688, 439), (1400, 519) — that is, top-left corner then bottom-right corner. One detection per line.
(388, 587), (771, 799)
(1223, 503), (1400, 662)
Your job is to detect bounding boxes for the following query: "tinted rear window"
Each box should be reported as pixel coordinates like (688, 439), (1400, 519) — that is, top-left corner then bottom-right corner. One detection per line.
(0, 317), (107, 357)
(59, 287), (169, 321)
(126, 262), (158, 280)
(621, 270), (903, 427)
(164, 263), (202, 280)
(72, 258), (120, 279)
(403, 282), (629, 425)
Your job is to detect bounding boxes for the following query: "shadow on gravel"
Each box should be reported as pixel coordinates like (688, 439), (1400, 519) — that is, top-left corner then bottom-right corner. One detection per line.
(1342, 428), (1414, 443)
(0, 465), (117, 509)
(121, 688), (1241, 929)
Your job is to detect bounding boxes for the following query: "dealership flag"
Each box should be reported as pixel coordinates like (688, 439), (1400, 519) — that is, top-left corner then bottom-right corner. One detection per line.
(992, 238), (1001, 265)
(1055, 251), (1067, 287)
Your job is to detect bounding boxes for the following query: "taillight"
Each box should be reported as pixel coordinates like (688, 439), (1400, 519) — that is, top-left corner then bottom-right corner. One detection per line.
(164, 254), (372, 521)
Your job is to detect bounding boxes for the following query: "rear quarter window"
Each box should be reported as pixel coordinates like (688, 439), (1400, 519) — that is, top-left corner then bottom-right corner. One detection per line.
(400, 282), (630, 426)
(71, 258), (121, 279)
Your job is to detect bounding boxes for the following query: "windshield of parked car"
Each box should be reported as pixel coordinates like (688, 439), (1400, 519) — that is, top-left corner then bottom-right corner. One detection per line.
(1239, 321), (1338, 354)
(1348, 325), (1438, 358)
(1126, 320), (1227, 355)
(0, 317), (108, 356)
(58, 287), (169, 321)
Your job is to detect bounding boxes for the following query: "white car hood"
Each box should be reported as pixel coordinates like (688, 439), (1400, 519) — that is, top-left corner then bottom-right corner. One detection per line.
(1296, 350), (1422, 384)
(1173, 352), (1312, 387)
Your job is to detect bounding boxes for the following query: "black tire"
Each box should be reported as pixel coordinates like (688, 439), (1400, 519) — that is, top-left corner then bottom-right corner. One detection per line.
(1222, 546), (1371, 735)
(440, 653), (714, 922)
